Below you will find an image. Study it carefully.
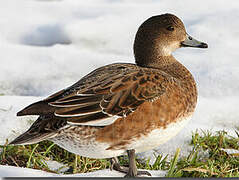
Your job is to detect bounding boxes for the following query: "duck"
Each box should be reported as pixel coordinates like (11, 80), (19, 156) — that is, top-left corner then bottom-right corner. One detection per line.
(9, 13), (208, 177)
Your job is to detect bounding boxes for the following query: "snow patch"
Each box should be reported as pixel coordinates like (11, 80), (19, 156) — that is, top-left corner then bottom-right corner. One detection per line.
(21, 24), (72, 46)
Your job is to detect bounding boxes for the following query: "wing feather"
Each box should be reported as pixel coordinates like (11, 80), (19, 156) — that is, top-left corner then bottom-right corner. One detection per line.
(50, 65), (177, 125)
(18, 63), (178, 127)
(49, 95), (101, 107)
(55, 103), (102, 117)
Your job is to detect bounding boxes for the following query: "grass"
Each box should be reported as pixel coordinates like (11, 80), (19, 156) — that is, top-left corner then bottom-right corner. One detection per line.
(0, 130), (239, 177)
(0, 140), (109, 174)
(168, 130), (239, 177)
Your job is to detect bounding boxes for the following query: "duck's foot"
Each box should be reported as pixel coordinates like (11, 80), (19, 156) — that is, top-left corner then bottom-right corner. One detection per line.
(110, 157), (129, 173)
(124, 169), (152, 177)
(110, 150), (152, 177)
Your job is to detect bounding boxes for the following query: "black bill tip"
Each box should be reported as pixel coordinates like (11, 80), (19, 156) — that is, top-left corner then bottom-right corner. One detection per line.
(198, 42), (208, 48)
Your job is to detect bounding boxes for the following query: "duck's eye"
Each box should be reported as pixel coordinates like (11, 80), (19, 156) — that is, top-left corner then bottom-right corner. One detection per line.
(166, 26), (174, 31)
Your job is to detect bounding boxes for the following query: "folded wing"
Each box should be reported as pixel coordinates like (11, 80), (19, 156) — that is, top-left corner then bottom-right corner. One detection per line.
(17, 63), (177, 126)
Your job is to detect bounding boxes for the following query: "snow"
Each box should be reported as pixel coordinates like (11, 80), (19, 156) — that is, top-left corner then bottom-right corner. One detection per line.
(0, 165), (166, 177)
(0, 165), (56, 177)
(221, 148), (239, 155)
(0, 0), (239, 177)
(44, 160), (70, 173)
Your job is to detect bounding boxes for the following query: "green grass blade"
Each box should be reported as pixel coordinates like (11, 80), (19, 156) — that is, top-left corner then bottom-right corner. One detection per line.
(166, 148), (180, 177)
(26, 144), (39, 168)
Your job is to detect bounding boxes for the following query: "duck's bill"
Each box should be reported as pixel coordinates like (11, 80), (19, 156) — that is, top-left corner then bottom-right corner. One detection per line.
(181, 33), (208, 48)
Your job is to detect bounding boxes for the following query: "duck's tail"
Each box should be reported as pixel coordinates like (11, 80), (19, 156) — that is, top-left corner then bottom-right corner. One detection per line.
(9, 115), (59, 145)
(9, 131), (56, 145)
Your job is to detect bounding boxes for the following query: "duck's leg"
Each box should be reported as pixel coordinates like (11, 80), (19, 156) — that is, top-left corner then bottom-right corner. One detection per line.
(110, 149), (152, 177)
(124, 149), (137, 177)
(125, 149), (151, 177)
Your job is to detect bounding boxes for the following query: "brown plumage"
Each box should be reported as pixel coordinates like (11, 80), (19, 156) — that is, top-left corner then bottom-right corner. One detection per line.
(9, 13), (207, 177)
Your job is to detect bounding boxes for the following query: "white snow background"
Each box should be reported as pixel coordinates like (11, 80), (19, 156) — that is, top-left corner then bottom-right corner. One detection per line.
(0, 0), (239, 177)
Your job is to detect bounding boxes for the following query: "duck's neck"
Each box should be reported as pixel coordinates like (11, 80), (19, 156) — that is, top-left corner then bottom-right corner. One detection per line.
(136, 54), (176, 69)
(135, 50), (192, 81)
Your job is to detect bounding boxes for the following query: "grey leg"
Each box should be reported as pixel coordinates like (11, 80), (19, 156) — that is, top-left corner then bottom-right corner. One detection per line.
(125, 149), (138, 177)
(110, 149), (152, 177)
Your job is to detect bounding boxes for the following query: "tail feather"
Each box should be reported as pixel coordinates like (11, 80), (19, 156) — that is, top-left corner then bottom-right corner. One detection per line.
(9, 131), (56, 145)
(17, 101), (55, 116)
(9, 115), (65, 146)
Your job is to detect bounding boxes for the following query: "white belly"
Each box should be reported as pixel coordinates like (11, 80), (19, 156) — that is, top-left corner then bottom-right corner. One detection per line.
(50, 126), (125, 158)
(127, 116), (192, 153)
(50, 116), (191, 158)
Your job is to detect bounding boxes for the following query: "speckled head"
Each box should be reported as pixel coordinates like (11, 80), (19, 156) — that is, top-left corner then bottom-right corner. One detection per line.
(134, 13), (208, 67)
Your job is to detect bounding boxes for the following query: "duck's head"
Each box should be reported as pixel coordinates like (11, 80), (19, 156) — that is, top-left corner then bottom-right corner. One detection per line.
(134, 13), (208, 67)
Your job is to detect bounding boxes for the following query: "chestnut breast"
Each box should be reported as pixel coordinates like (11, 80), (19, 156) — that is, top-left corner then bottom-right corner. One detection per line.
(95, 73), (197, 149)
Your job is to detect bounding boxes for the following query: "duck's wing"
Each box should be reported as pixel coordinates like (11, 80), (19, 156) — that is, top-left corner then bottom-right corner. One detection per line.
(17, 63), (178, 126)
